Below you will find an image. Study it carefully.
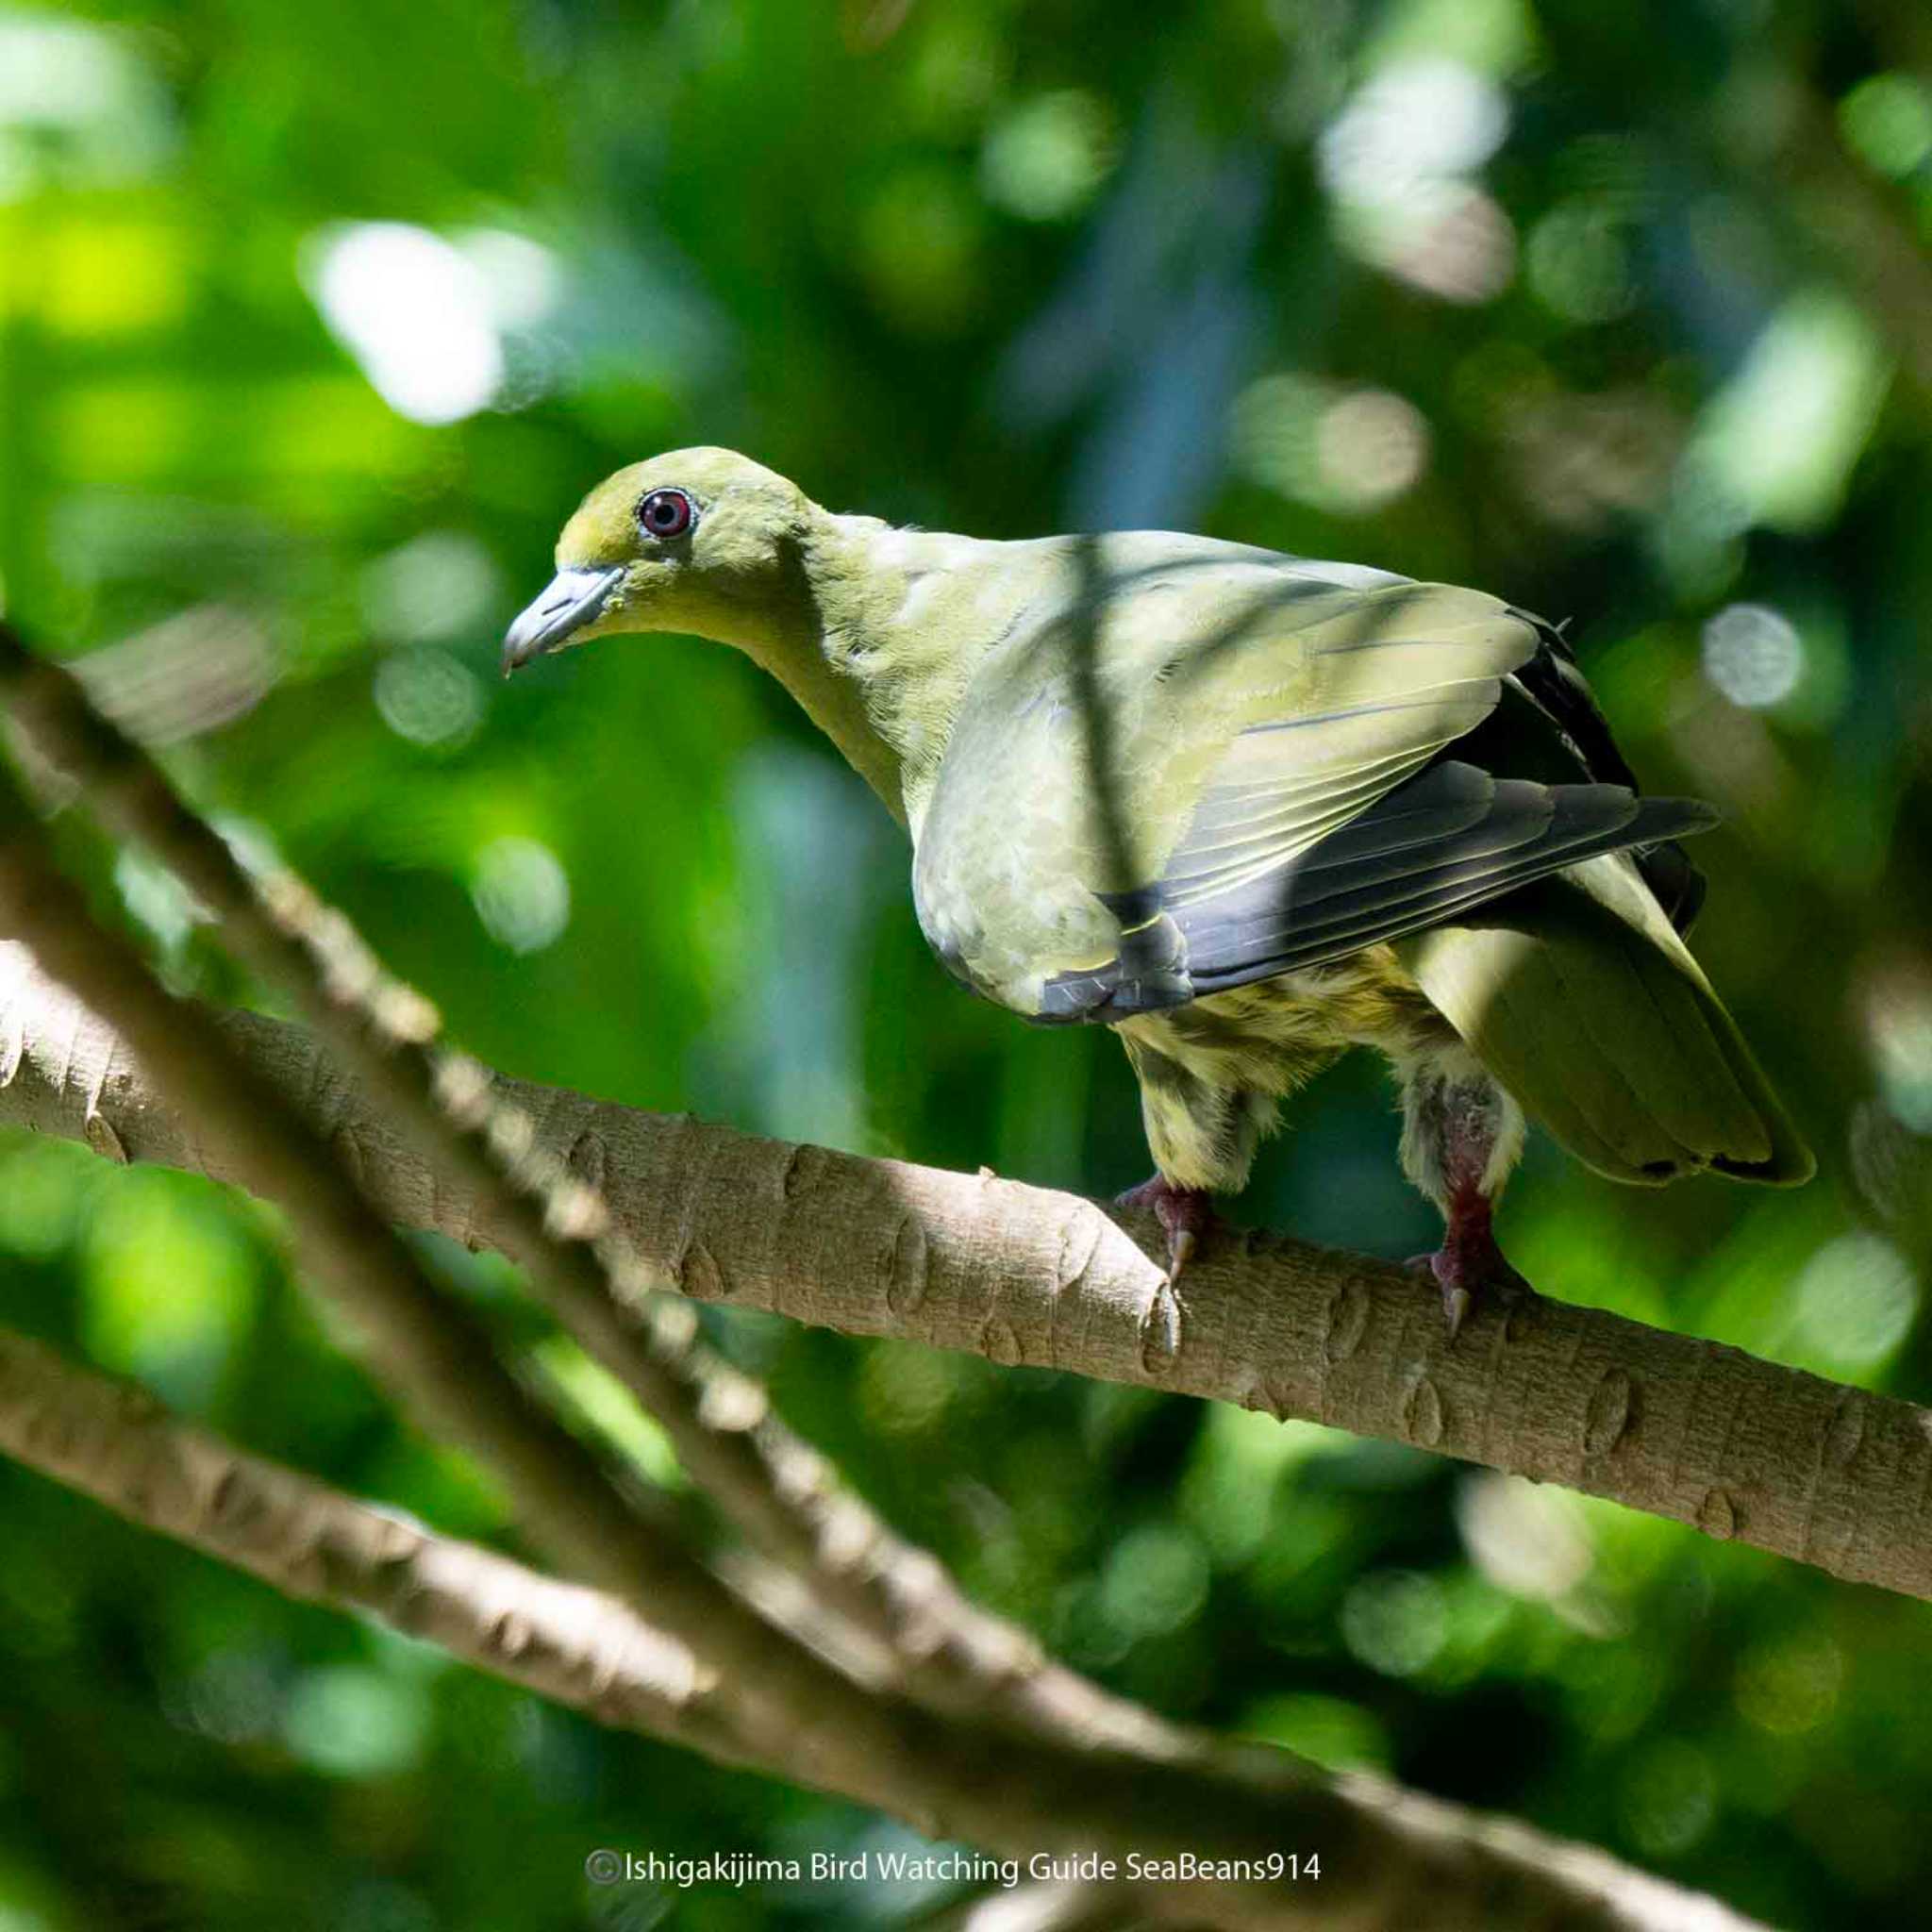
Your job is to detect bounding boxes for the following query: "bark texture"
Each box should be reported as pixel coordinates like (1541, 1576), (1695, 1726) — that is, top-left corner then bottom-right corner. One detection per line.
(3, 943), (1923, 1604)
(0, 1329), (751, 1766)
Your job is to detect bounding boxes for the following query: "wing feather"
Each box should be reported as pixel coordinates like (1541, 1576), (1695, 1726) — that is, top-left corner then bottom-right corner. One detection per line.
(1181, 767), (1715, 987)
(989, 571), (1721, 1024)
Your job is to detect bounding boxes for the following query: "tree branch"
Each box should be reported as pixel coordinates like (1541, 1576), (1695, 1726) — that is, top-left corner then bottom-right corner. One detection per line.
(0, 638), (1785, 1932)
(0, 622), (1158, 1752)
(0, 768), (1304, 1932)
(1, 940), (1922, 1605)
(0, 758), (956, 1800)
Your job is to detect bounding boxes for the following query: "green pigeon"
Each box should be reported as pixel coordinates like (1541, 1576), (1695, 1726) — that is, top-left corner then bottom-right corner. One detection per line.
(505, 448), (1812, 1332)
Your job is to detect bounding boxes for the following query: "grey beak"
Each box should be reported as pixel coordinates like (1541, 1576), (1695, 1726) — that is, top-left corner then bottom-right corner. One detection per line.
(502, 566), (624, 676)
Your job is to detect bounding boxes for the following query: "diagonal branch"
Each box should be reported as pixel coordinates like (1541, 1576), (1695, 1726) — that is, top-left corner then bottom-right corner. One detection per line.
(0, 755), (947, 1791)
(0, 756), (1320, 1932)
(0, 1326), (758, 1771)
(0, 633), (1781, 1931)
(2, 941), (1924, 1605)
(0, 620), (1151, 1747)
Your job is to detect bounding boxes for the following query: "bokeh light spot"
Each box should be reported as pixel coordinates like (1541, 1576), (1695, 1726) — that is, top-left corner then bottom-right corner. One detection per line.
(1319, 60), (1508, 205)
(282, 1666), (428, 1778)
(306, 223), (505, 425)
(1098, 1524), (1210, 1640)
(1787, 1232), (1918, 1371)
(1314, 389), (1430, 510)
(1526, 200), (1635, 324)
(1701, 603), (1803, 708)
(1341, 1570), (1448, 1676)
(1683, 291), (1890, 537)
(1457, 1472), (1593, 1602)
(1620, 1740), (1717, 1857)
(1863, 967), (1932, 1134)
(81, 1171), (257, 1397)
(1231, 374), (1430, 513)
(375, 647), (483, 749)
(858, 1342), (956, 1435)
(981, 92), (1116, 221)
(1319, 61), (1515, 304)
(471, 837), (570, 954)
(362, 531), (501, 645)
(455, 226), (564, 330)
(0, 15), (173, 201)
(1735, 1631), (1841, 1737)
(1839, 74), (1932, 179)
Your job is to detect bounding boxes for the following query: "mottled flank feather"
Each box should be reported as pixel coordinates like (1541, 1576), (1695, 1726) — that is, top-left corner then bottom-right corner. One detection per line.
(1116, 947), (1447, 1191)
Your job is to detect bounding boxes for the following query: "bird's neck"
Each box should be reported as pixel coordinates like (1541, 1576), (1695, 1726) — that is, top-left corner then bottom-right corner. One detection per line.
(723, 512), (1015, 830)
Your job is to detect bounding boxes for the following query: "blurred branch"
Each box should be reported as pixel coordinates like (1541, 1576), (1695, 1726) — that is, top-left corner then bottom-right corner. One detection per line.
(0, 1316), (1770, 1932)
(0, 751), (945, 1790)
(0, 1326), (757, 1769)
(0, 754), (1362, 1932)
(0, 623), (1172, 1762)
(2, 940), (1925, 1608)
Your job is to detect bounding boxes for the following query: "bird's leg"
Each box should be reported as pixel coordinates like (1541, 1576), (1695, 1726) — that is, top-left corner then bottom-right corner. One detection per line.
(1397, 1047), (1528, 1340)
(1414, 1181), (1527, 1340)
(1115, 1026), (1277, 1283)
(1115, 1174), (1223, 1281)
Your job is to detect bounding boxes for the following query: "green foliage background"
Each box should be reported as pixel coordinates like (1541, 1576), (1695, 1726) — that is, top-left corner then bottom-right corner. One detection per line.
(2, 2), (1930, 1927)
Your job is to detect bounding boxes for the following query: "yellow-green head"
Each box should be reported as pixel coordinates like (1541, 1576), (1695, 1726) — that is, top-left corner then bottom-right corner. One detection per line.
(502, 446), (813, 674)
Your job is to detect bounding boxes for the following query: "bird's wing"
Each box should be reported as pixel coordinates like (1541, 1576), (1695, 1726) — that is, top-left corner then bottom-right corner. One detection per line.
(1032, 579), (1716, 1020)
(1502, 613), (1707, 932)
(1162, 761), (1716, 995)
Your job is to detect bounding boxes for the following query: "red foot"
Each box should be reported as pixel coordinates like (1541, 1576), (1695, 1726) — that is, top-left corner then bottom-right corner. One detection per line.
(1408, 1196), (1528, 1341)
(1116, 1175), (1221, 1282)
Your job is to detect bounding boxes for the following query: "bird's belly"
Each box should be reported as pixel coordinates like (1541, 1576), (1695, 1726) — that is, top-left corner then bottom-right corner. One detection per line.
(1113, 947), (1449, 1092)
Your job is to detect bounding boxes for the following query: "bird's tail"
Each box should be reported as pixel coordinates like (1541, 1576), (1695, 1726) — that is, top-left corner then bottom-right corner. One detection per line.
(1399, 852), (1813, 1187)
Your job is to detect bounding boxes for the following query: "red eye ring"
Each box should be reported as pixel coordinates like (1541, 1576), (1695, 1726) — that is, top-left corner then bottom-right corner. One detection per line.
(637, 488), (694, 541)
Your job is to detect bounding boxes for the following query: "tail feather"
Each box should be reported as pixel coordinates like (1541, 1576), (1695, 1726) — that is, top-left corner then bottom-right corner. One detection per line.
(1399, 853), (1813, 1188)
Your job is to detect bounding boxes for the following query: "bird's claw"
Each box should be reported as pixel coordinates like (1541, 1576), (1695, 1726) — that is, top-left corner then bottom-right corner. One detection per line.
(1116, 1176), (1218, 1283)
(1408, 1226), (1528, 1341)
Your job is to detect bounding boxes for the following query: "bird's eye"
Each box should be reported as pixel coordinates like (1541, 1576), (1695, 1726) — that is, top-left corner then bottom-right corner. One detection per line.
(637, 488), (694, 541)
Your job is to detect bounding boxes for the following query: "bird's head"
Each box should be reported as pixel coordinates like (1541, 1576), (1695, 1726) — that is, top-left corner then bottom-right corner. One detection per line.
(501, 446), (813, 675)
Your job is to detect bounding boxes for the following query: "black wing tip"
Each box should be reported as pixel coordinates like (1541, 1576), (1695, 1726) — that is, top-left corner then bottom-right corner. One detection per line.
(1638, 793), (1722, 834)
(1711, 1149), (1818, 1188)
(1626, 795), (1718, 936)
